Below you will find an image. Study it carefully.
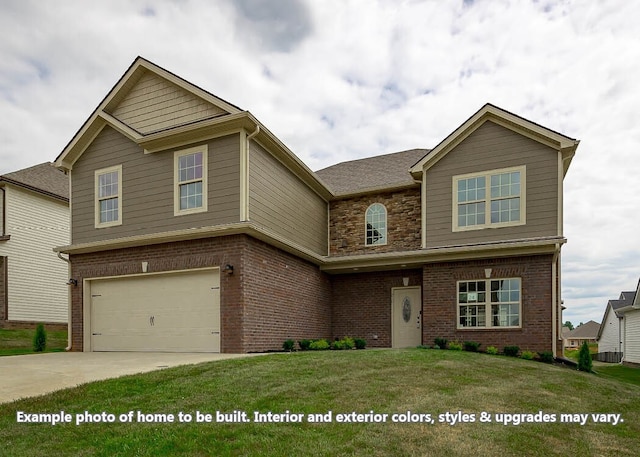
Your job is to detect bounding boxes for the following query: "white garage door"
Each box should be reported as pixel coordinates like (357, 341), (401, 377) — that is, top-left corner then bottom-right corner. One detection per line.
(89, 269), (220, 352)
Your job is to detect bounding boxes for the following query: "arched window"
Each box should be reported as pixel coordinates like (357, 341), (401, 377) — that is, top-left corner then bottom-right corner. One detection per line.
(365, 203), (387, 246)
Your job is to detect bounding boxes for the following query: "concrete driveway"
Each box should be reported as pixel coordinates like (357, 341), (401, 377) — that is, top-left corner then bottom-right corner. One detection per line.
(0, 352), (260, 404)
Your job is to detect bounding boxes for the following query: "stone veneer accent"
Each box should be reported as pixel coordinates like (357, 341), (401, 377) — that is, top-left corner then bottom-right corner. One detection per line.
(69, 234), (331, 353)
(329, 188), (421, 256)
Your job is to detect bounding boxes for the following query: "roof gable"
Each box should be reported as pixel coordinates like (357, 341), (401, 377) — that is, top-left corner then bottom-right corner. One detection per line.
(55, 57), (243, 170)
(567, 320), (600, 339)
(409, 103), (579, 179)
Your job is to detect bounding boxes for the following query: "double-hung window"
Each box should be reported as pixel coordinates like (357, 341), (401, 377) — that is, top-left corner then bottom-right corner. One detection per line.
(453, 166), (525, 231)
(174, 145), (208, 216)
(458, 278), (521, 329)
(95, 165), (122, 228)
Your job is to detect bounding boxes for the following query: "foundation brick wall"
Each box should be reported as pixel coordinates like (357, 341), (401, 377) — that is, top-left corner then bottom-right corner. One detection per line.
(69, 234), (331, 353)
(422, 254), (555, 354)
(331, 269), (423, 348)
(242, 238), (332, 352)
(329, 188), (421, 256)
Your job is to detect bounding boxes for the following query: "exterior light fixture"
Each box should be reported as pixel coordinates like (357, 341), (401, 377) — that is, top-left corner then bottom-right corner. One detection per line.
(67, 278), (78, 286)
(223, 264), (234, 275)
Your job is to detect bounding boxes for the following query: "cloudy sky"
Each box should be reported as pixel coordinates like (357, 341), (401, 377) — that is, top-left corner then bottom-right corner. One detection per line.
(1, 0), (638, 325)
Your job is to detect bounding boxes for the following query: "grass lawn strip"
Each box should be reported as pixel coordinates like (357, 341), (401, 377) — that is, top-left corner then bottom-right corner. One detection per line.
(0, 349), (638, 456)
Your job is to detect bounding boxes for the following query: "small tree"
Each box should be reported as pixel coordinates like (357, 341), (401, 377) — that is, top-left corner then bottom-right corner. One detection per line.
(33, 324), (47, 352)
(577, 341), (592, 373)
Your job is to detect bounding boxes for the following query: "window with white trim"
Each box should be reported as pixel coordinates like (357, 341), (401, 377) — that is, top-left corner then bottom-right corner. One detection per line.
(365, 203), (387, 246)
(453, 166), (525, 231)
(458, 278), (521, 329)
(174, 145), (208, 216)
(95, 165), (122, 228)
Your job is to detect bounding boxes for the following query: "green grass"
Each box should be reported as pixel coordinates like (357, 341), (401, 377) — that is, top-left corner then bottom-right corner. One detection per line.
(564, 343), (598, 362)
(1, 349), (639, 456)
(0, 328), (68, 356)
(595, 364), (640, 387)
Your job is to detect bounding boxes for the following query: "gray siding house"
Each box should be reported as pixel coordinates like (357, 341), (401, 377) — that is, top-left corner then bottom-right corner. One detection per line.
(54, 57), (579, 355)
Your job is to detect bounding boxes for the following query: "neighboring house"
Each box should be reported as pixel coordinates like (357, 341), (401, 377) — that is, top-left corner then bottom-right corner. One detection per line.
(0, 163), (69, 329)
(53, 57), (579, 354)
(614, 279), (640, 366)
(561, 325), (571, 348)
(596, 290), (635, 355)
(564, 320), (600, 349)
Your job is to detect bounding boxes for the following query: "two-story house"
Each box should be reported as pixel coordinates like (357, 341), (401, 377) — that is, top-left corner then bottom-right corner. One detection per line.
(54, 57), (579, 355)
(0, 162), (69, 330)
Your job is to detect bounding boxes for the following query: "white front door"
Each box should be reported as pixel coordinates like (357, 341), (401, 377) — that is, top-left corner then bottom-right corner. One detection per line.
(392, 287), (422, 348)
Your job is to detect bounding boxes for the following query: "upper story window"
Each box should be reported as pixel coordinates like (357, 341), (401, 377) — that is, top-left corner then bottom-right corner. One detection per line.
(453, 166), (526, 231)
(458, 278), (521, 329)
(174, 145), (208, 216)
(365, 203), (387, 246)
(95, 165), (122, 228)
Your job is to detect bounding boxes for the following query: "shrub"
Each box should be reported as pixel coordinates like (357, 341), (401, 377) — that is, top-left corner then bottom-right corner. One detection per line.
(539, 351), (554, 364)
(282, 339), (295, 352)
(309, 339), (330, 351)
(447, 341), (463, 351)
(463, 341), (481, 352)
(434, 337), (448, 349)
(332, 337), (355, 350)
(486, 346), (498, 355)
(520, 350), (536, 360)
(504, 346), (520, 357)
(354, 338), (366, 350)
(298, 339), (312, 351)
(33, 324), (47, 352)
(578, 341), (593, 372)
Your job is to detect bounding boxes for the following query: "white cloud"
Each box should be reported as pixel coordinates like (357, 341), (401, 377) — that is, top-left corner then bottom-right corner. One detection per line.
(0, 0), (639, 324)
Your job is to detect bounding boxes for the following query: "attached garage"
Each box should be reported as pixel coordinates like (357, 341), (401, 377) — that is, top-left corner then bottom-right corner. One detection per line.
(84, 268), (220, 352)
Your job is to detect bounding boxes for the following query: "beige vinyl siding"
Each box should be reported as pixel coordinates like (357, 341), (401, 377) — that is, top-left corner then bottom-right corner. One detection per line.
(108, 71), (227, 134)
(249, 142), (328, 255)
(0, 188), (4, 234)
(425, 121), (559, 248)
(624, 310), (640, 364)
(72, 126), (240, 244)
(598, 307), (622, 353)
(0, 186), (69, 322)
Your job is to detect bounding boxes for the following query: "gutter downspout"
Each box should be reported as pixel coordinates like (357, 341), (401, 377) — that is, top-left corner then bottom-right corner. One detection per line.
(618, 314), (624, 364)
(57, 251), (72, 351)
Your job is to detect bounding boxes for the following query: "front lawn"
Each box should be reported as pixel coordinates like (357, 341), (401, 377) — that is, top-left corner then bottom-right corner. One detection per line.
(0, 328), (68, 356)
(1, 349), (638, 456)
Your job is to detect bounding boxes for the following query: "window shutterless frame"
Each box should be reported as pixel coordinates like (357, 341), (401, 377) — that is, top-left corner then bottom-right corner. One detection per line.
(94, 164), (122, 228)
(174, 145), (208, 216)
(452, 165), (526, 232)
(457, 277), (522, 329)
(365, 203), (387, 246)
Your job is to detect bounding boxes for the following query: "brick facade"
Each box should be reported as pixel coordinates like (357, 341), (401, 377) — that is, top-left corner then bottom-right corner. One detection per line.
(422, 254), (555, 354)
(69, 235), (331, 353)
(331, 269), (422, 348)
(329, 188), (421, 256)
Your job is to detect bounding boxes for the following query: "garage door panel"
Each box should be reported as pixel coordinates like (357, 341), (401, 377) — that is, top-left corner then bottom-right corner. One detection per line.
(90, 269), (220, 352)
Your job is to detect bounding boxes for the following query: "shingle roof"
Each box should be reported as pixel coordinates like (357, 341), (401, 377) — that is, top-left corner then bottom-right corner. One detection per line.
(315, 149), (429, 196)
(567, 320), (600, 339)
(1, 162), (69, 200)
(619, 291), (636, 302)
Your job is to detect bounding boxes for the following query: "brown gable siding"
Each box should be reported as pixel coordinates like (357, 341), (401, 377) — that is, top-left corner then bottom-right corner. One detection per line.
(108, 71), (227, 134)
(329, 188), (421, 256)
(72, 126), (241, 244)
(425, 121), (559, 248)
(249, 141), (328, 256)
